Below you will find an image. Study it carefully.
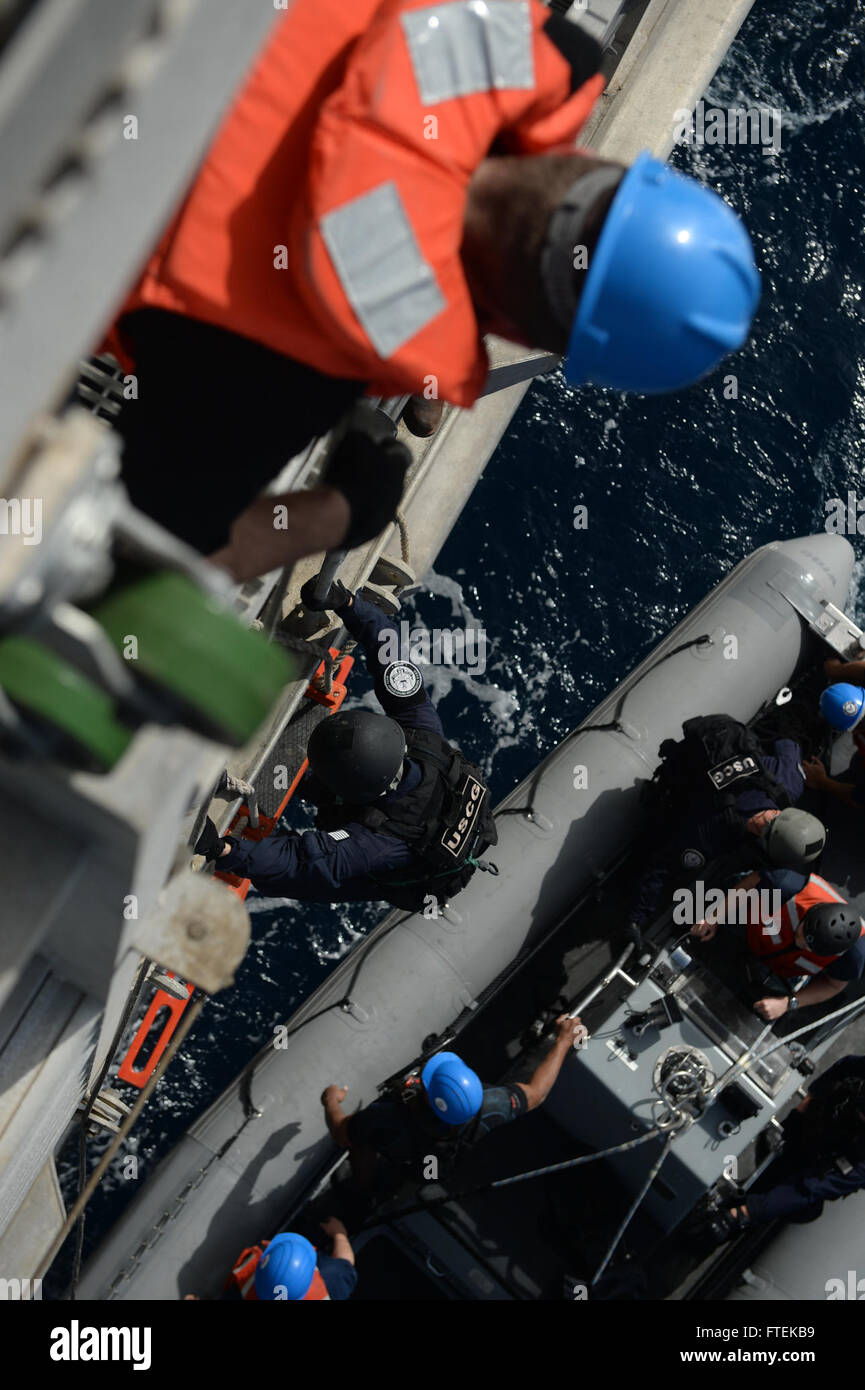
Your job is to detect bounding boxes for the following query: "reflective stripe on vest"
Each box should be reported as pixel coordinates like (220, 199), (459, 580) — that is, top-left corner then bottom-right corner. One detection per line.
(108, 0), (604, 406)
(792, 955), (824, 975)
(320, 182), (446, 358)
(401, 1), (535, 105)
(230, 1244), (266, 1301)
(786, 874), (846, 929)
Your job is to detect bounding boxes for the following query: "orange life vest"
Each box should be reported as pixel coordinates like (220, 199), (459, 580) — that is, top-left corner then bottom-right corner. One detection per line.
(228, 1242), (330, 1301)
(746, 874), (862, 979)
(108, 0), (604, 406)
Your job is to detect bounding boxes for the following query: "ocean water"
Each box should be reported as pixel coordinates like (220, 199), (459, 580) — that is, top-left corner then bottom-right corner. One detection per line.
(52, 0), (865, 1288)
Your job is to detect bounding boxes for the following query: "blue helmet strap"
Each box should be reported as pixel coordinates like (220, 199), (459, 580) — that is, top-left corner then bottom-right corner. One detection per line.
(539, 165), (625, 335)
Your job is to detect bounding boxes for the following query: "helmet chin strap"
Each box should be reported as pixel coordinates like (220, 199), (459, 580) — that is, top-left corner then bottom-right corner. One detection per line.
(386, 759), (406, 794)
(539, 164), (625, 336)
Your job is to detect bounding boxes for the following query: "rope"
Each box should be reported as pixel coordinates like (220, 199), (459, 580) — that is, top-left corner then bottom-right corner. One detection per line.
(590, 1133), (674, 1287)
(79, 956), (152, 1123)
(703, 994), (865, 1110)
(36, 995), (206, 1283)
(62, 954), (153, 1298)
(273, 630), (337, 694)
(56, 531), (418, 1290)
(583, 999), (865, 1290)
(394, 509), (411, 565)
(68, 1125), (88, 1301)
(357, 1126), (665, 1230)
(753, 994), (865, 1066)
(99, 910), (417, 1292)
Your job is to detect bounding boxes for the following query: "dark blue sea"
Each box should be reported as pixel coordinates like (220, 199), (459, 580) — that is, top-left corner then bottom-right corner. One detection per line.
(53, 0), (865, 1289)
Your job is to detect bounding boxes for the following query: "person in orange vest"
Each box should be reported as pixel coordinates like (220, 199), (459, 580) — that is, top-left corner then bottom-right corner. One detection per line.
(691, 869), (865, 1021)
(192, 1221), (356, 1301)
(104, 0), (760, 582)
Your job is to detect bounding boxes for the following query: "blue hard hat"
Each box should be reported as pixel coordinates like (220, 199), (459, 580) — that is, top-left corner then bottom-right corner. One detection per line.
(254, 1233), (316, 1300)
(421, 1051), (483, 1126)
(564, 150), (761, 393)
(819, 683), (865, 732)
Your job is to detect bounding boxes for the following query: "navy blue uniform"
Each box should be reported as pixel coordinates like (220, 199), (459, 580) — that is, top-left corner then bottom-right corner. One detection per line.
(746, 1055), (865, 1223)
(222, 594), (443, 901)
(316, 1253), (357, 1300)
(628, 740), (806, 933)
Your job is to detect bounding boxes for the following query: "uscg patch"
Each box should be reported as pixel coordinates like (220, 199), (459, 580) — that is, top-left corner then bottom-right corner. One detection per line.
(707, 754), (759, 791)
(383, 661), (423, 699)
(441, 774), (485, 858)
(681, 848), (705, 870)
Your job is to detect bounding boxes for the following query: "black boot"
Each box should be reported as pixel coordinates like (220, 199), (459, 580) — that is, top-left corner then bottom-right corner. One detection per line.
(402, 396), (443, 438)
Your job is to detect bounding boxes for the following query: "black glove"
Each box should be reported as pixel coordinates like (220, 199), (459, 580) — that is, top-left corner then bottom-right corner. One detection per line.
(195, 816), (229, 862)
(323, 430), (410, 550)
(299, 576), (353, 613)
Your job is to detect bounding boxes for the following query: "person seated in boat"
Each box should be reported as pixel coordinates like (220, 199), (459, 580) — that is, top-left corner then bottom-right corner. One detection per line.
(625, 713), (826, 945)
(320, 1016), (587, 1189)
(690, 870), (865, 1021)
(100, 1), (760, 584)
(802, 678), (865, 809)
(226, 1223), (356, 1301)
(702, 1054), (865, 1247)
(196, 585), (496, 910)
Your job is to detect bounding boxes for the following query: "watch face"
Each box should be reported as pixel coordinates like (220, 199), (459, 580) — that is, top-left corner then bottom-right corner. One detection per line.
(383, 661), (423, 698)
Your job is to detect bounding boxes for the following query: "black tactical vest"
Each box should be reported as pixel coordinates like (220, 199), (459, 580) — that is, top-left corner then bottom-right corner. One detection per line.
(313, 727), (497, 910)
(651, 714), (791, 824)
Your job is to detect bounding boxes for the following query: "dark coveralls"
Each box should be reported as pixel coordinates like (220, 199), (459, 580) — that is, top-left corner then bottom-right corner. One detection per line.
(347, 1084), (529, 1179)
(746, 1055), (865, 1224)
(221, 593), (442, 902)
(627, 740), (806, 934)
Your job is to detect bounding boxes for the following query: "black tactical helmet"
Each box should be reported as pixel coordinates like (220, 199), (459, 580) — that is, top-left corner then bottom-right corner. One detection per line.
(801, 902), (862, 955)
(307, 710), (406, 802)
(760, 808), (826, 872)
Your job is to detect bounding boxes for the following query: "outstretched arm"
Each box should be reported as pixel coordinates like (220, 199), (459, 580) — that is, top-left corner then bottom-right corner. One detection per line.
(341, 592), (443, 736)
(825, 655), (865, 683)
(321, 1085), (353, 1148)
(212, 820), (414, 901)
(803, 757), (860, 809)
(320, 1217), (355, 1267)
(691, 871), (761, 940)
(516, 1015), (587, 1111)
(754, 973), (845, 1021)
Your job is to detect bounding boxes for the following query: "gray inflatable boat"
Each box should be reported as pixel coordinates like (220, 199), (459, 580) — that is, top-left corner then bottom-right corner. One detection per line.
(78, 531), (864, 1300)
